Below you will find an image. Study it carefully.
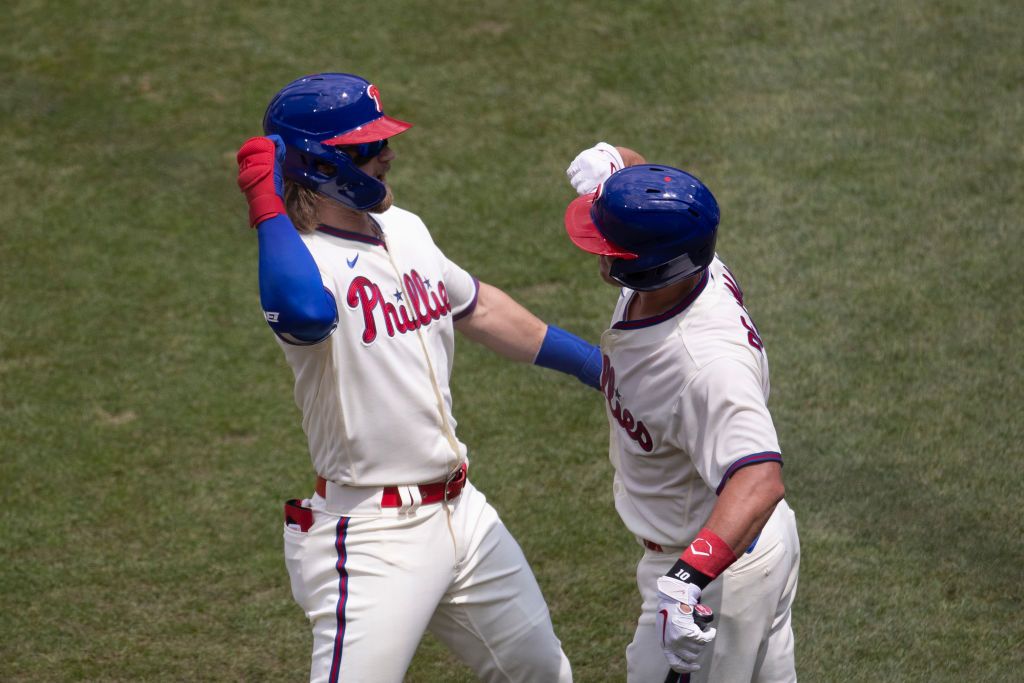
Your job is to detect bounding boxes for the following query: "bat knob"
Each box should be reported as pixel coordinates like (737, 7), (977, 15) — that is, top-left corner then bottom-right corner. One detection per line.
(693, 602), (714, 628)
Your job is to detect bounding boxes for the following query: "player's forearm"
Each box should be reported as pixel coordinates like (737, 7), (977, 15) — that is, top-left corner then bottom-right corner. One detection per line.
(455, 282), (546, 362)
(662, 463), (784, 595)
(615, 146), (647, 167)
(258, 214), (338, 342)
(456, 282), (601, 388)
(703, 462), (785, 556)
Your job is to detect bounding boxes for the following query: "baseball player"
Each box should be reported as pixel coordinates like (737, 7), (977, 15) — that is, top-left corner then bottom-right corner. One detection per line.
(235, 73), (602, 683)
(563, 144), (801, 682)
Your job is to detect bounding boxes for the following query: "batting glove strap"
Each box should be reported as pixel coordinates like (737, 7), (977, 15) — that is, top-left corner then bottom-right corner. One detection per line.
(565, 142), (624, 196)
(664, 558), (712, 590)
(656, 575), (703, 605)
(246, 195), (286, 228)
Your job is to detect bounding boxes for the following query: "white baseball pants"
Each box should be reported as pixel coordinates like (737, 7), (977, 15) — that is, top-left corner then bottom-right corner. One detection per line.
(282, 480), (572, 683)
(626, 499), (800, 683)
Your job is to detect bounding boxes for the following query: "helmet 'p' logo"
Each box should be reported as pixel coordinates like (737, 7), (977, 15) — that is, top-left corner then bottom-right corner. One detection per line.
(367, 84), (383, 113)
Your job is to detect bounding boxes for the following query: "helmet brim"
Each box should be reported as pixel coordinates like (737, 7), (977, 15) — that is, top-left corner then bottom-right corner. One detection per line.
(322, 115), (412, 145)
(564, 193), (637, 259)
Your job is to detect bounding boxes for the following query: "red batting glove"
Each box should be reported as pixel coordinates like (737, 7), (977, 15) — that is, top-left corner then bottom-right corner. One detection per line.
(236, 136), (287, 227)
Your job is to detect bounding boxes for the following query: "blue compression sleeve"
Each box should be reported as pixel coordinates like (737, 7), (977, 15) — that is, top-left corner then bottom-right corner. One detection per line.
(533, 325), (602, 390)
(257, 214), (338, 344)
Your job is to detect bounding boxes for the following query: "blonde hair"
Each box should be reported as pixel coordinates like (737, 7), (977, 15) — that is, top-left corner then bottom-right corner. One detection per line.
(284, 180), (320, 234)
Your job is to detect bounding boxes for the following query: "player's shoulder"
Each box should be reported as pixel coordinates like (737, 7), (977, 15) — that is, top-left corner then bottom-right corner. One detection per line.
(380, 205), (455, 265)
(375, 204), (428, 232)
(695, 256), (750, 320)
(678, 257), (763, 367)
(707, 256), (751, 302)
(377, 203), (419, 221)
(299, 226), (334, 254)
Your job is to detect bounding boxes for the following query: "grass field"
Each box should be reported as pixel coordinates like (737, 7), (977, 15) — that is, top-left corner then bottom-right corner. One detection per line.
(2, 1), (1022, 681)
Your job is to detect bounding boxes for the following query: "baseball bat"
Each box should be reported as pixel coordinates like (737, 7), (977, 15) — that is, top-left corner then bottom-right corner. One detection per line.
(663, 604), (714, 683)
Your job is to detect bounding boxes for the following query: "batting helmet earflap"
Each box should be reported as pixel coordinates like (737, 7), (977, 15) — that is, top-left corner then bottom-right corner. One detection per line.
(262, 73), (412, 210)
(564, 165), (720, 291)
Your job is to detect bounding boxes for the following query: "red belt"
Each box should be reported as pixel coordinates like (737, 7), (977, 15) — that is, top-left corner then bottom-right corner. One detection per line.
(315, 462), (468, 507)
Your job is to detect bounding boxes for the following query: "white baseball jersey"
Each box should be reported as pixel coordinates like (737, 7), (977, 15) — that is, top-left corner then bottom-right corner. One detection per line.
(275, 205), (573, 683)
(598, 256), (783, 548)
(276, 205), (478, 486)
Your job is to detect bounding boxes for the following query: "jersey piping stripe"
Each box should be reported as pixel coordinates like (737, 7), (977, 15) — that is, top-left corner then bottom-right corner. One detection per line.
(452, 278), (481, 321)
(316, 224), (385, 247)
(612, 270), (710, 330)
(327, 516), (351, 683)
(716, 451), (783, 495)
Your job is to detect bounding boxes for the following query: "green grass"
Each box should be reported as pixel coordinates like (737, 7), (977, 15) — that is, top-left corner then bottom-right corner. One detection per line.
(2, 1), (1022, 681)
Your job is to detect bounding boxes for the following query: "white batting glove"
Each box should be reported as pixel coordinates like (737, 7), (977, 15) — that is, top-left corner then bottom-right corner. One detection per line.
(655, 576), (716, 673)
(565, 142), (625, 195)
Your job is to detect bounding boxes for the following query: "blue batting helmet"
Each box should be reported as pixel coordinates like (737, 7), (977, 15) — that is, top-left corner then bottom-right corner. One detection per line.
(263, 73), (412, 210)
(564, 165), (720, 291)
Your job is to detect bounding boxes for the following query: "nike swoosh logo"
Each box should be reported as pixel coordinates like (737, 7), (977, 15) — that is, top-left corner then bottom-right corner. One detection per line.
(346, 254), (359, 268)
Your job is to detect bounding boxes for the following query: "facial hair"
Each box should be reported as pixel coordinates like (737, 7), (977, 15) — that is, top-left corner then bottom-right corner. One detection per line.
(369, 183), (394, 214)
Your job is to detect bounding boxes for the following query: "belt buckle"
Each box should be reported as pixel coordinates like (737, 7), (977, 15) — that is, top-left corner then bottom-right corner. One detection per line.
(444, 462), (467, 502)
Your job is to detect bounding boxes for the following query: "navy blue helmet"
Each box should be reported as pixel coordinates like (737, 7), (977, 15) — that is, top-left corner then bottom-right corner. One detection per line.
(564, 165), (720, 291)
(263, 73), (411, 210)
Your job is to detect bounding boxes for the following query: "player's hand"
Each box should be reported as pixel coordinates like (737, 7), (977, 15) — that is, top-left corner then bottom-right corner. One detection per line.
(655, 576), (716, 673)
(565, 142), (624, 195)
(237, 134), (287, 227)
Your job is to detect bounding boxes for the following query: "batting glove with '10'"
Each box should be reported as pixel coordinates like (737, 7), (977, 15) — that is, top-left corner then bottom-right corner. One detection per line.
(655, 575), (716, 674)
(565, 142), (624, 195)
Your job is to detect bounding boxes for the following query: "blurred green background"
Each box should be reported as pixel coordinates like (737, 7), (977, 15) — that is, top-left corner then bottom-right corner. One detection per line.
(2, 1), (1021, 680)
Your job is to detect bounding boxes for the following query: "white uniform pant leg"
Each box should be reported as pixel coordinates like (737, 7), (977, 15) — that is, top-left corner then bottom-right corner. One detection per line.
(744, 500), (800, 683)
(427, 483), (572, 683)
(626, 500), (800, 683)
(283, 499), (457, 683)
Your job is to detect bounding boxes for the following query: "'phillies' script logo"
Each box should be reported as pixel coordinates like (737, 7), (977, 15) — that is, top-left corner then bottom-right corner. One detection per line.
(601, 355), (653, 452)
(346, 270), (451, 344)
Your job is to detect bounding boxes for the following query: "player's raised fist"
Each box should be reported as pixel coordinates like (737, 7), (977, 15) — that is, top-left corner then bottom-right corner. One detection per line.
(565, 142), (624, 196)
(237, 135), (287, 227)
